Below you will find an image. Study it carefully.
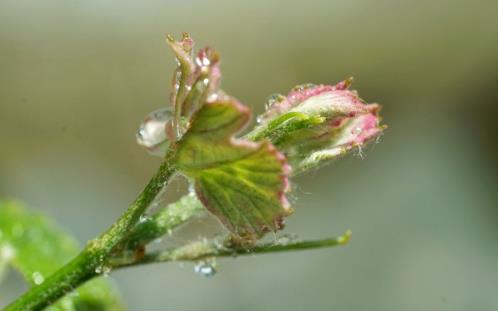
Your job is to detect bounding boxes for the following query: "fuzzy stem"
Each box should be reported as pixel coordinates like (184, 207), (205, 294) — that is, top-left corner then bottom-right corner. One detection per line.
(4, 151), (177, 311)
(112, 230), (352, 269)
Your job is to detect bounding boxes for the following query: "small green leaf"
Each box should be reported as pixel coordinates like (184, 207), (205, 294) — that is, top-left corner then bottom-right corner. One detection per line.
(176, 96), (291, 241)
(0, 200), (124, 311)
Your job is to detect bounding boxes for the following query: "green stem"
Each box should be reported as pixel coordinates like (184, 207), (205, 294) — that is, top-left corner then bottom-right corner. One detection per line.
(5, 150), (177, 311)
(119, 194), (205, 251)
(112, 230), (352, 269)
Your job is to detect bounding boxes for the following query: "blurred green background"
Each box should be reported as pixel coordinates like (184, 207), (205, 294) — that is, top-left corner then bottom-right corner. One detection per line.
(1, 0), (497, 310)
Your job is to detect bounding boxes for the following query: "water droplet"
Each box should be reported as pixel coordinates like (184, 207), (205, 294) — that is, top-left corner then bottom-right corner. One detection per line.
(194, 258), (217, 277)
(195, 55), (211, 67)
(138, 214), (150, 223)
(136, 107), (174, 157)
(95, 265), (111, 277)
(32, 271), (45, 285)
(264, 93), (286, 110)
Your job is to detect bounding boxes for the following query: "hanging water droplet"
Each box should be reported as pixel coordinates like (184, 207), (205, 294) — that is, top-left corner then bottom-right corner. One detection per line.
(32, 271), (44, 285)
(194, 258), (217, 277)
(136, 107), (174, 157)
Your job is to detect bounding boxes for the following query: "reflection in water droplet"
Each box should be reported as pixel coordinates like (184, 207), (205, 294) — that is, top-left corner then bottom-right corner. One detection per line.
(136, 107), (174, 157)
(194, 258), (217, 277)
(32, 271), (44, 285)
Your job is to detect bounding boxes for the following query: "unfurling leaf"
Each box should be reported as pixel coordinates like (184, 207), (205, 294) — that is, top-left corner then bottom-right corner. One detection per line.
(175, 95), (292, 241)
(249, 79), (385, 174)
(165, 34), (291, 242)
(167, 33), (221, 137)
(0, 200), (124, 311)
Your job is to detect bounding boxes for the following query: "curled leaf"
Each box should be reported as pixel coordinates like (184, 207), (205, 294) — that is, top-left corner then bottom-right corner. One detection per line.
(167, 33), (221, 136)
(175, 95), (291, 241)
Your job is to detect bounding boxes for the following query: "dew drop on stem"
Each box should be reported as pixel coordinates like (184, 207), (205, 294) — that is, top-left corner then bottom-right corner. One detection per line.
(136, 107), (174, 157)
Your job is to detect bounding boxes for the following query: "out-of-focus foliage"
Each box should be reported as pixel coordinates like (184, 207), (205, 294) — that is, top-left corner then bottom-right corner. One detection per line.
(0, 200), (124, 311)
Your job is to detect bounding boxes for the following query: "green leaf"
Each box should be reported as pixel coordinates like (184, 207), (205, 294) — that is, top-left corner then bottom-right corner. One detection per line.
(175, 97), (292, 241)
(0, 200), (124, 311)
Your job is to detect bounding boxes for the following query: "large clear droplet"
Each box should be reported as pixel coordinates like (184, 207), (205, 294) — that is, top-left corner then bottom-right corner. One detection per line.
(136, 107), (174, 157)
(194, 258), (217, 277)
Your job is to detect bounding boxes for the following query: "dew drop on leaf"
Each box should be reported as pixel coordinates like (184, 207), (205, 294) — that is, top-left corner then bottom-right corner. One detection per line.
(264, 93), (286, 110)
(136, 107), (174, 157)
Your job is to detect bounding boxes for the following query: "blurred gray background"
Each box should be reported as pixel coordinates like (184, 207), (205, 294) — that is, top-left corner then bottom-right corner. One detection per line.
(1, 0), (498, 310)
